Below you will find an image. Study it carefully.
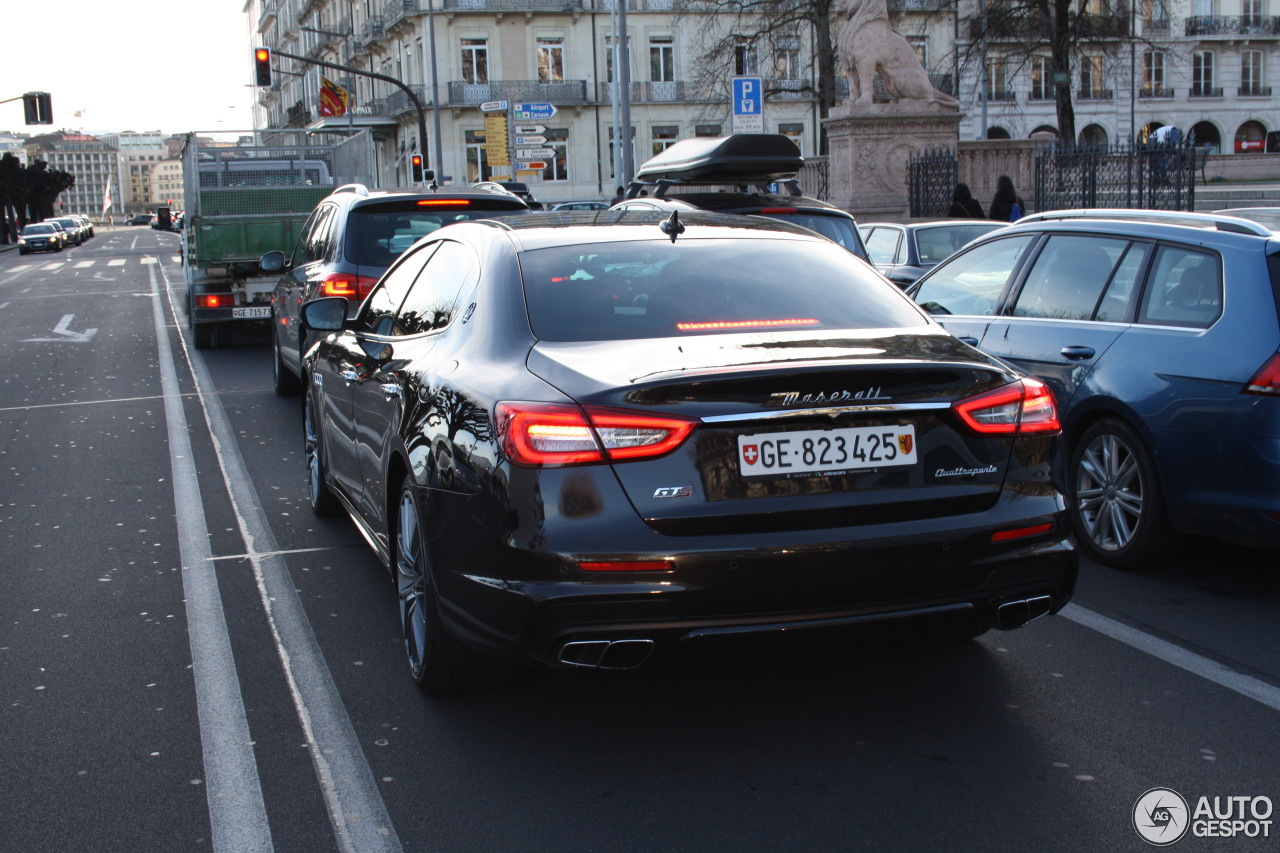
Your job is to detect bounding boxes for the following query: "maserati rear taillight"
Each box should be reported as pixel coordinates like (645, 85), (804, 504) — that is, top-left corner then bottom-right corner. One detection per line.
(497, 403), (696, 467)
(954, 378), (1061, 435)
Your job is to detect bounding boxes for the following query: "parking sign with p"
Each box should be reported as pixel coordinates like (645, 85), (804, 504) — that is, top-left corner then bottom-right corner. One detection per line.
(732, 76), (764, 134)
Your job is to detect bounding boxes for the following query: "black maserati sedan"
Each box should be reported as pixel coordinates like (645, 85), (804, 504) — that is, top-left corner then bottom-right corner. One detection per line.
(297, 210), (1077, 693)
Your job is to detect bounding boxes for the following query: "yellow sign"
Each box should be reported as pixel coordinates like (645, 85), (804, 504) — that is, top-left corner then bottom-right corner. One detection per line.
(484, 114), (509, 165)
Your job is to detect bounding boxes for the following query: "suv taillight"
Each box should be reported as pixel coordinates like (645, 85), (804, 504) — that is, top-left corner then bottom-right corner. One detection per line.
(1245, 353), (1280, 396)
(319, 273), (378, 301)
(954, 378), (1061, 435)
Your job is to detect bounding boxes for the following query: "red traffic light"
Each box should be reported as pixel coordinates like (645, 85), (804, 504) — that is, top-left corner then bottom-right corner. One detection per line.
(410, 153), (424, 183)
(253, 48), (273, 87)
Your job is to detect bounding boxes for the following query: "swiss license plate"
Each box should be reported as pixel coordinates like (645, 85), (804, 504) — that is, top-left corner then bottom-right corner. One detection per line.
(738, 425), (917, 478)
(231, 306), (272, 319)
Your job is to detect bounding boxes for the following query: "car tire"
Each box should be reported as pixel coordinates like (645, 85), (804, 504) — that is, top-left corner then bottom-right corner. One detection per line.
(272, 329), (301, 396)
(1069, 418), (1180, 570)
(303, 389), (341, 517)
(395, 476), (513, 695)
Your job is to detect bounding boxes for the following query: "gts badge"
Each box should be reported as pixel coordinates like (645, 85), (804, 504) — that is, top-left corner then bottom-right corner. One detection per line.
(653, 486), (693, 499)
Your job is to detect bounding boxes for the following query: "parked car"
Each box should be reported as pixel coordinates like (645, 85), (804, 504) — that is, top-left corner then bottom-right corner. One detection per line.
(71, 215), (94, 239)
(907, 209), (1280, 569)
(296, 210), (1076, 693)
(473, 180), (542, 209)
(262, 182), (531, 395)
(51, 216), (87, 246)
(858, 219), (1007, 286)
(610, 134), (872, 262)
(550, 200), (609, 211)
(17, 222), (65, 254)
(126, 214), (155, 226)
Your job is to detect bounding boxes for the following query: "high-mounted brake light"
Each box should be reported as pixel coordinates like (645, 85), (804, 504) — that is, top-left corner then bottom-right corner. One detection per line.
(578, 560), (671, 572)
(757, 207), (800, 215)
(675, 318), (819, 331)
(416, 198), (471, 207)
(1244, 353), (1280, 396)
(497, 402), (696, 467)
(954, 378), (1060, 435)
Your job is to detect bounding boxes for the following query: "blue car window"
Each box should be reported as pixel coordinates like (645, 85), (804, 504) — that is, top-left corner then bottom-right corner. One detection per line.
(1137, 247), (1223, 329)
(1013, 235), (1127, 320)
(912, 234), (1037, 316)
(1095, 241), (1152, 322)
(863, 227), (902, 264)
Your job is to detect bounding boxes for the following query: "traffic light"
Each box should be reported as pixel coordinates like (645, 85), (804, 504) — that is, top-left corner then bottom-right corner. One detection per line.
(22, 92), (52, 125)
(253, 48), (273, 87)
(410, 153), (424, 184)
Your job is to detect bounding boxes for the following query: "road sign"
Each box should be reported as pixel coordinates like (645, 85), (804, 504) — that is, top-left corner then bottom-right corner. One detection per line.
(513, 102), (557, 120)
(480, 100), (509, 112)
(731, 76), (764, 134)
(514, 124), (546, 135)
(515, 135), (547, 146)
(516, 147), (556, 159)
(516, 161), (548, 171)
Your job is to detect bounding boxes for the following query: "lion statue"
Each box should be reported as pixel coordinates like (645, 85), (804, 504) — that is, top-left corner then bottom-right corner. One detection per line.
(836, 0), (960, 108)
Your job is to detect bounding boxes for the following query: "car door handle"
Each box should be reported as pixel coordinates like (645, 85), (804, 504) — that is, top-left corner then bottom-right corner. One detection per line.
(958, 336), (979, 346)
(380, 384), (402, 399)
(1060, 346), (1096, 360)
(339, 370), (360, 382)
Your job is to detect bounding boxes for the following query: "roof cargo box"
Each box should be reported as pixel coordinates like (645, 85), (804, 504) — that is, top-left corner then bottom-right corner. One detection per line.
(634, 134), (804, 183)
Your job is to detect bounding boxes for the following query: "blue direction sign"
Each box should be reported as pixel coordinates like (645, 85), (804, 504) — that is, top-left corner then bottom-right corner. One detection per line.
(513, 102), (557, 121)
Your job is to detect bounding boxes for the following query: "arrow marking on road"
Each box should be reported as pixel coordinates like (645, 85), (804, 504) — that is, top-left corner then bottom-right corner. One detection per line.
(93, 272), (118, 281)
(23, 313), (99, 343)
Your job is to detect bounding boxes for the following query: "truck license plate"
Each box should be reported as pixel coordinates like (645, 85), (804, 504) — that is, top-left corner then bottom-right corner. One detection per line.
(738, 425), (917, 478)
(231, 306), (272, 319)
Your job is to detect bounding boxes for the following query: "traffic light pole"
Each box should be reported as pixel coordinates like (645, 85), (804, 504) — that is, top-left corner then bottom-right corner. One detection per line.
(269, 49), (431, 182)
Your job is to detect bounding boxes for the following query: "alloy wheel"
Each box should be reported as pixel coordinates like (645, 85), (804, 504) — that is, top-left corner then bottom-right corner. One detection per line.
(397, 488), (429, 680)
(1075, 431), (1143, 552)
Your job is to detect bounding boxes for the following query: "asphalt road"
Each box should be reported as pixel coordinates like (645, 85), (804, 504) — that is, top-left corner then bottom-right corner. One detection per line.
(1, 227), (1277, 853)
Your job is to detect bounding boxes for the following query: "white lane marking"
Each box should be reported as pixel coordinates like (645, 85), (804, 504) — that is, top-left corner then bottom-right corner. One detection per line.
(149, 263), (274, 852)
(74, 261), (94, 269)
(0, 392), (196, 413)
(159, 263), (404, 853)
(22, 313), (98, 343)
(1061, 603), (1280, 712)
(130, 236), (138, 250)
(108, 259), (126, 266)
(207, 546), (339, 562)
(42, 262), (66, 270)
(141, 257), (157, 264)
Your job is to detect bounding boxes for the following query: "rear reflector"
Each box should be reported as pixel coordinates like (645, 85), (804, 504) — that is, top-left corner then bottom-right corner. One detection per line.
(954, 378), (1061, 435)
(991, 522), (1054, 543)
(578, 560), (670, 572)
(497, 402), (696, 467)
(1245, 353), (1280, 396)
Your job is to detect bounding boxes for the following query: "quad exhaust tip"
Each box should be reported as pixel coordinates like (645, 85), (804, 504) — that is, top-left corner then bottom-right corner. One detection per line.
(558, 639), (655, 670)
(996, 595), (1053, 630)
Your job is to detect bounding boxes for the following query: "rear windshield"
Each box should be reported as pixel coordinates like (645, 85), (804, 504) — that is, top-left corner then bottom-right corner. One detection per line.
(520, 238), (927, 342)
(24, 225), (54, 234)
(345, 199), (527, 266)
(753, 211), (868, 259)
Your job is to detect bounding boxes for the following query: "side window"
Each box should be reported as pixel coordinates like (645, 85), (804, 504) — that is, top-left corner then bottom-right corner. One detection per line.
(356, 242), (440, 335)
(1095, 242), (1152, 321)
(393, 241), (480, 336)
(1011, 235), (1128, 320)
(863, 227), (902, 264)
(289, 205), (328, 267)
(1137, 247), (1223, 328)
(911, 234), (1037, 316)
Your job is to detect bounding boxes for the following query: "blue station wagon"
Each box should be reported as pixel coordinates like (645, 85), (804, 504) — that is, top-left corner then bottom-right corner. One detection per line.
(908, 210), (1280, 569)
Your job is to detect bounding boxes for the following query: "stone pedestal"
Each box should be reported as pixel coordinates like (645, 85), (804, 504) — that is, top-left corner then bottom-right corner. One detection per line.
(822, 102), (963, 219)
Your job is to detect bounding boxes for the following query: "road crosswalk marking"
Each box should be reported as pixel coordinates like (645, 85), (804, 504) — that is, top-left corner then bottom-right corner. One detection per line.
(9, 257), (184, 272)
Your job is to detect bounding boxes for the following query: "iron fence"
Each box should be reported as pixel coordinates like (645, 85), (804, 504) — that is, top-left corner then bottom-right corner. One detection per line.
(1034, 137), (1197, 212)
(907, 148), (957, 217)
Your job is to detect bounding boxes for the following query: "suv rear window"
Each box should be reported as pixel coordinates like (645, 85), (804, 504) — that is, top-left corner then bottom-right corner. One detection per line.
(520, 238), (927, 342)
(345, 199), (527, 266)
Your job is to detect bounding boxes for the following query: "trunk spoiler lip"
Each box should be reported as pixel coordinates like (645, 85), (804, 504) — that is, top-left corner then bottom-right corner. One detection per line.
(700, 400), (953, 424)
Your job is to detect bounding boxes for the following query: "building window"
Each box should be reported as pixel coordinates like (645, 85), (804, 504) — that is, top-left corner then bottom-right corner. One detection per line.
(465, 129), (491, 183)
(695, 124), (721, 137)
(1242, 50), (1264, 94)
(1244, 0), (1263, 25)
(734, 37), (758, 76)
(986, 57), (1009, 100)
(1031, 56), (1052, 100)
(649, 36), (674, 83)
(607, 126), (635, 181)
(774, 36), (800, 81)
(652, 125), (679, 156)
(605, 35), (631, 84)
(1192, 0), (1214, 15)
(1192, 50), (1215, 95)
(462, 38), (488, 85)
(1142, 50), (1166, 95)
(1079, 55), (1103, 98)
(541, 128), (569, 182)
(537, 37), (564, 83)
(778, 122), (804, 155)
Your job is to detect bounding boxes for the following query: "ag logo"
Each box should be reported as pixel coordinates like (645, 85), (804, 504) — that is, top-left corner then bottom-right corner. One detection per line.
(1134, 788), (1190, 846)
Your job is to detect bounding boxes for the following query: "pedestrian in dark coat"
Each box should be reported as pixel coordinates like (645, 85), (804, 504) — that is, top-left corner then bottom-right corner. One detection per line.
(989, 175), (1026, 222)
(948, 183), (984, 218)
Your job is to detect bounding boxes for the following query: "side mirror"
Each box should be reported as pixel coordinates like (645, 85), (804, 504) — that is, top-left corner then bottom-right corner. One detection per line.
(301, 297), (348, 332)
(259, 250), (286, 273)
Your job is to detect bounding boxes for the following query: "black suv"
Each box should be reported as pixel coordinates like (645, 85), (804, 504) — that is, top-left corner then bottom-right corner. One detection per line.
(263, 182), (530, 394)
(610, 134), (871, 261)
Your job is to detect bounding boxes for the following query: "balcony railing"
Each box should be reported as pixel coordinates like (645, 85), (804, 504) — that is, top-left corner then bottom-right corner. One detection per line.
(360, 17), (385, 46)
(1186, 15), (1280, 35)
(1140, 16), (1170, 33)
(258, 0), (279, 34)
(1077, 88), (1114, 100)
(386, 86), (430, 116)
(441, 0), (585, 9)
(1076, 12), (1130, 37)
(384, 0), (418, 29)
(447, 80), (589, 106)
(1189, 85), (1224, 97)
(1139, 86), (1175, 98)
(1239, 85), (1273, 96)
